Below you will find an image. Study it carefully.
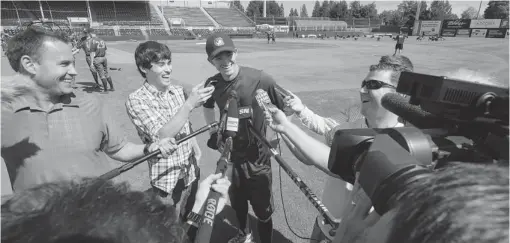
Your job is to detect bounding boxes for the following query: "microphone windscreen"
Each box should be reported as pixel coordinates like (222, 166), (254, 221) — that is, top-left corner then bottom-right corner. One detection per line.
(255, 89), (277, 112)
(381, 93), (444, 128)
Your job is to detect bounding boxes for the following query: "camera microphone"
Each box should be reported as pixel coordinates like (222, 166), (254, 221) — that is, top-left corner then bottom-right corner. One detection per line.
(381, 93), (445, 128)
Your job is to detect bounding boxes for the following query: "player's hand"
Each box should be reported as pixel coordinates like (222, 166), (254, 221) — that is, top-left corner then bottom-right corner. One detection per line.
(186, 81), (215, 109)
(283, 90), (305, 114)
(148, 137), (177, 158)
(193, 173), (231, 214)
(264, 106), (290, 133)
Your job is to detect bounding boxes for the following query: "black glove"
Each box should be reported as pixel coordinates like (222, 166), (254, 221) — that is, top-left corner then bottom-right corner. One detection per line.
(207, 132), (219, 150)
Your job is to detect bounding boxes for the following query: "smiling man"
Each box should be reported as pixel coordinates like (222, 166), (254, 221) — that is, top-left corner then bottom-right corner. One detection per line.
(125, 41), (214, 230)
(202, 33), (287, 243)
(1, 27), (177, 193)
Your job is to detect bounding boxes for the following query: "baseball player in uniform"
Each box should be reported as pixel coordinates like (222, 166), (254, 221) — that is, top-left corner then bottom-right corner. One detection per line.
(74, 29), (101, 89)
(89, 30), (114, 93)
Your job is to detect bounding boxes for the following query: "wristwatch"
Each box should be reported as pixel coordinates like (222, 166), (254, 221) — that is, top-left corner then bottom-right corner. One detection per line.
(143, 143), (151, 156)
(186, 211), (203, 227)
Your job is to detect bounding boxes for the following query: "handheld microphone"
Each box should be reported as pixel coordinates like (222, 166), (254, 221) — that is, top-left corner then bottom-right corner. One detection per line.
(381, 93), (445, 129)
(255, 89), (278, 112)
(195, 137), (233, 243)
(217, 90), (237, 148)
(224, 91), (239, 138)
(274, 83), (292, 98)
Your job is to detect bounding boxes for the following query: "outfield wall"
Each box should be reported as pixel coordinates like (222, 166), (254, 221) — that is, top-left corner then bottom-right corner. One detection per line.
(419, 19), (510, 38)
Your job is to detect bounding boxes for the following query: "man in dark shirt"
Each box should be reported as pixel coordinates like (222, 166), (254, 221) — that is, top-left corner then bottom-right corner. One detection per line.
(394, 31), (405, 55)
(88, 29), (114, 93)
(202, 33), (286, 243)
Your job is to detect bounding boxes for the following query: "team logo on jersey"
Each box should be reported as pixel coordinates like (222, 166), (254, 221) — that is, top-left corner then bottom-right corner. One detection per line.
(214, 37), (224, 47)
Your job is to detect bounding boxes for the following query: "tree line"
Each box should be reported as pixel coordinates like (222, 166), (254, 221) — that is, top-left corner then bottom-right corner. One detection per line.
(229, 0), (508, 27)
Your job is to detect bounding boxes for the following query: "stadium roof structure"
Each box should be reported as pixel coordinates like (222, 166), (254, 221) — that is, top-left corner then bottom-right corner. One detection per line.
(294, 19), (348, 28)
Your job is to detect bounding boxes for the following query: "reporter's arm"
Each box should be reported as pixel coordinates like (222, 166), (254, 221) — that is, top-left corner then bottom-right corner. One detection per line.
(280, 121), (330, 172)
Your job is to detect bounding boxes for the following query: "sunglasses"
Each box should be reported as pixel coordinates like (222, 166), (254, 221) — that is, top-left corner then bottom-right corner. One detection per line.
(361, 80), (396, 90)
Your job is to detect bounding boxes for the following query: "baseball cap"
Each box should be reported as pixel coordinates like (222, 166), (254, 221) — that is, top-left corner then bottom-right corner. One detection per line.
(206, 33), (236, 60)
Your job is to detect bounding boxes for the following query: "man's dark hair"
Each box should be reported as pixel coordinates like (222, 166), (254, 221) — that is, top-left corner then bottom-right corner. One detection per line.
(134, 41), (172, 78)
(387, 162), (509, 243)
(5, 26), (69, 72)
(1, 179), (189, 243)
(369, 55), (414, 85)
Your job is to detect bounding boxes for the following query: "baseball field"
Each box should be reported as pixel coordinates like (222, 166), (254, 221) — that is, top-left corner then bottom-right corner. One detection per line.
(1, 36), (508, 242)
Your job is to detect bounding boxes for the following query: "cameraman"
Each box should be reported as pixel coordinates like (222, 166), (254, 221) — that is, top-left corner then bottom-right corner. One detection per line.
(267, 55), (413, 242)
(1, 173), (231, 243)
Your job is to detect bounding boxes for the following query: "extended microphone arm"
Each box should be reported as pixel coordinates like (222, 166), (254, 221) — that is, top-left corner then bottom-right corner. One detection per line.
(195, 136), (233, 243)
(247, 123), (340, 232)
(99, 122), (218, 181)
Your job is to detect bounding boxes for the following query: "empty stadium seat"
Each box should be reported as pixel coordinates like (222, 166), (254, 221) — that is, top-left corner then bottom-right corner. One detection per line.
(162, 7), (213, 27)
(147, 28), (168, 36)
(119, 28), (143, 36)
(204, 8), (253, 27)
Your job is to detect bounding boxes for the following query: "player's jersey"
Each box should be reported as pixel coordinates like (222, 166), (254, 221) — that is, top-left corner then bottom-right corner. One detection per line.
(78, 37), (94, 55)
(90, 37), (107, 57)
(397, 35), (405, 44)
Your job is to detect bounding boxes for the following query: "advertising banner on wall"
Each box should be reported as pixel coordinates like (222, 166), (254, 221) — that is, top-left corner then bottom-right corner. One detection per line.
(419, 20), (442, 36)
(471, 29), (487, 37)
(486, 29), (506, 38)
(500, 19), (509, 29)
(470, 19), (502, 29)
(456, 29), (471, 37)
(442, 19), (470, 29)
(441, 29), (457, 37)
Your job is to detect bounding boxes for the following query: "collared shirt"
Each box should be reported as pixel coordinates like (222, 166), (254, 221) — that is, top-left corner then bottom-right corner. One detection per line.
(1, 91), (127, 192)
(125, 81), (197, 193)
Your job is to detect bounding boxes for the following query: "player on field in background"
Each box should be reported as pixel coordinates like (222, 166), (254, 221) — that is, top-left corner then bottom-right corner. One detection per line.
(74, 28), (101, 89)
(394, 30), (405, 56)
(89, 29), (114, 93)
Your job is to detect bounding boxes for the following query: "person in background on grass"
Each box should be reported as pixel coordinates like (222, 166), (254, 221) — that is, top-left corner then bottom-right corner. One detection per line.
(73, 28), (101, 89)
(1, 27), (177, 193)
(89, 29), (114, 93)
(125, 41), (214, 236)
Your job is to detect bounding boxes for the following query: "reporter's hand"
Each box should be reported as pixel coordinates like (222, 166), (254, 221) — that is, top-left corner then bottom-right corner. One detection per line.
(283, 90), (305, 114)
(89, 65), (96, 73)
(186, 81), (215, 109)
(264, 106), (290, 133)
(193, 173), (231, 214)
(148, 137), (177, 158)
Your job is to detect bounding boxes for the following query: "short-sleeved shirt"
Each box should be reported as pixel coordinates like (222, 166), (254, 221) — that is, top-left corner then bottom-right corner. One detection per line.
(90, 37), (107, 57)
(1, 91), (127, 192)
(396, 35), (405, 44)
(77, 37), (93, 56)
(125, 82), (197, 193)
(203, 66), (286, 177)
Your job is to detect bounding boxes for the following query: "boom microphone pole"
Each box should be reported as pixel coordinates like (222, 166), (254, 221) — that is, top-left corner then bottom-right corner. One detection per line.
(195, 137), (233, 243)
(247, 123), (340, 232)
(195, 93), (239, 243)
(99, 122), (218, 181)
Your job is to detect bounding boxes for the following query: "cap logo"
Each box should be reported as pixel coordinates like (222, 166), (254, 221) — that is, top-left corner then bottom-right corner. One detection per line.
(214, 37), (224, 47)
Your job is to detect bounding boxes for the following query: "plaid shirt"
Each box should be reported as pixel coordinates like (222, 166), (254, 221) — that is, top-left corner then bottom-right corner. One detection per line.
(126, 82), (197, 193)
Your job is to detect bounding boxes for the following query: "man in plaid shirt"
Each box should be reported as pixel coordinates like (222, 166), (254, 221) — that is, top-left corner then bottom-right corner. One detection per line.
(125, 41), (214, 224)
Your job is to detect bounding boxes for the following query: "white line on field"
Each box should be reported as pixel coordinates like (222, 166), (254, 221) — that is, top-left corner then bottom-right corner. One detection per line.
(196, 42), (206, 45)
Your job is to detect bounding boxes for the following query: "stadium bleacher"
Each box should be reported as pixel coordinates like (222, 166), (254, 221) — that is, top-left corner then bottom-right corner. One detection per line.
(161, 6), (213, 27)
(119, 28), (143, 36)
(204, 8), (253, 27)
(147, 28), (168, 36)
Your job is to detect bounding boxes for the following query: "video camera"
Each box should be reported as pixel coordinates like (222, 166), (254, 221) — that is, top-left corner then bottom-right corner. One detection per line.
(328, 71), (509, 216)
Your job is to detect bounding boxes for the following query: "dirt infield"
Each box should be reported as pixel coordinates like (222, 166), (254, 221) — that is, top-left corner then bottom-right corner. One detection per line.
(1, 36), (508, 242)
